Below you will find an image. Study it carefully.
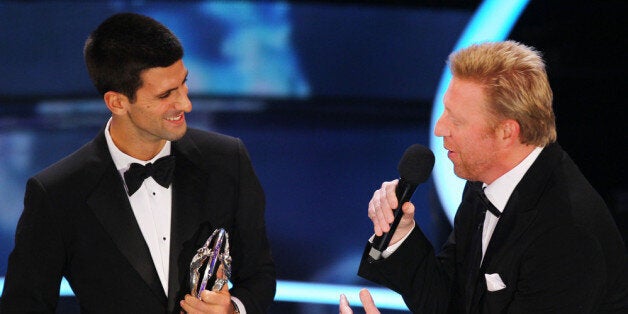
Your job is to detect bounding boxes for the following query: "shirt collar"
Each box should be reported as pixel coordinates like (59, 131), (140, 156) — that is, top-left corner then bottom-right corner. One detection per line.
(104, 118), (172, 172)
(483, 146), (543, 212)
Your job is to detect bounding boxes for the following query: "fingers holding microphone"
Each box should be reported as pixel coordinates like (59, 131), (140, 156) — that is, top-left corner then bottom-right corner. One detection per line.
(367, 144), (434, 261)
(368, 179), (415, 241)
(368, 180), (399, 236)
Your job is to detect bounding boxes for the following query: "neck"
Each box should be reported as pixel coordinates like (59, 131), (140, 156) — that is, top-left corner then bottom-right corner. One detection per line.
(483, 144), (536, 185)
(108, 119), (166, 161)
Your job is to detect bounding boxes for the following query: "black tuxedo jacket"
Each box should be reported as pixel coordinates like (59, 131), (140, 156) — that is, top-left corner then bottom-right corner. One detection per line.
(359, 143), (628, 313)
(1, 127), (276, 313)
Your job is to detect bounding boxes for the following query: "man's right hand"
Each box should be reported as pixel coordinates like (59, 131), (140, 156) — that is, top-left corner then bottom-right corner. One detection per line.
(367, 179), (416, 246)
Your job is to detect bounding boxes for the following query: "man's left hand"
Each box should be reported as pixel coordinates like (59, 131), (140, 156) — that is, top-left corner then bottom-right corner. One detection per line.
(339, 289), (381, 314)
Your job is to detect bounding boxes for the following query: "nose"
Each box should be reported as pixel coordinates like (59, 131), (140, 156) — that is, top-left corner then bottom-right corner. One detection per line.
(433, 113), (449, 137)
(175, 86), (192, 113)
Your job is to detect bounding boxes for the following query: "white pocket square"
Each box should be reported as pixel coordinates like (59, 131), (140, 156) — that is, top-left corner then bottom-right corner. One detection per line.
(485, 273), (506, 292)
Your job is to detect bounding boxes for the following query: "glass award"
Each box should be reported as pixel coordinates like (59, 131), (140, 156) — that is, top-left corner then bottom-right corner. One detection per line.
(189, 228), (232, 298)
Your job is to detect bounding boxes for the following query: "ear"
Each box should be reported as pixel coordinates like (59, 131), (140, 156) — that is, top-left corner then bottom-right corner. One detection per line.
(499, 119), (520, 144)
(103, 91), (129, 115)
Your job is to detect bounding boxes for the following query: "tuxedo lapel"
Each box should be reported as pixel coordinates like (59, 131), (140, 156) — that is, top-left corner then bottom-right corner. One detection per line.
(461, 182), (488, 314)
(480, 191), (537, 271)
(481, 144), (562, 270)
(85, 131), (167, 304)
(472, 144), (563, 312)
(472, 189), (537, 312)
(167, 134), (214, 311)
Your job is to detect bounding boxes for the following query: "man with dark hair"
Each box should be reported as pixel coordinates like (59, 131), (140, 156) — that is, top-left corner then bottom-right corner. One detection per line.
(0, 13), (276, 313)
(341, 41), (628, 313)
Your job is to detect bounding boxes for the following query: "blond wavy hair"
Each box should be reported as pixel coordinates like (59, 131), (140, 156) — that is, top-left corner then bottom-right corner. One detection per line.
(448, 40), (556, 146)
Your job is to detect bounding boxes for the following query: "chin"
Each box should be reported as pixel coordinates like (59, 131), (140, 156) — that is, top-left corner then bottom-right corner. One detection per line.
(453, 168), (472, 181)
(166, 128), (188, 141)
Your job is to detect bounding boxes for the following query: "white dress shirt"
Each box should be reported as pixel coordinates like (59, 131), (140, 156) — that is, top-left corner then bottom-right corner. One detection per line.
(104, 119), (172, 295)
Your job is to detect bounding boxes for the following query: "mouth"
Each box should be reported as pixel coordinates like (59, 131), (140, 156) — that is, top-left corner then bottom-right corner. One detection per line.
(165, 113), (184, 122)
(444, 147), (456, 159)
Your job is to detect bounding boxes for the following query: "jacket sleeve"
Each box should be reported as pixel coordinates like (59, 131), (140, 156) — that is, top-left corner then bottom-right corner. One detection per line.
(357, 225), (458, 313)
(0, 178), (66, 313)
(357, 182), (482, 313)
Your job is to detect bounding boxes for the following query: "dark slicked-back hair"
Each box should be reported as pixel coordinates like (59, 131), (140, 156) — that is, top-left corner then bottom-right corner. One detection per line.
(84, 13), (184, 102)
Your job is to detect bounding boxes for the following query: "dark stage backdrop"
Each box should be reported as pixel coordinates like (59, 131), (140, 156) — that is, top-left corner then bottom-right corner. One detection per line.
(1, 1), (624, 313)
(0, 1), (467, 312)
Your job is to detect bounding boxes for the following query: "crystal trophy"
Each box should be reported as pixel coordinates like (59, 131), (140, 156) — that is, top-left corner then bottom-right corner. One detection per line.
(189, 228), (232, 298)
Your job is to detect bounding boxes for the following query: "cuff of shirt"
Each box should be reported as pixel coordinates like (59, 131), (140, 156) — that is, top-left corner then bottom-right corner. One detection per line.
(231, 296), (245, 314)
(368, 221), (416, 259)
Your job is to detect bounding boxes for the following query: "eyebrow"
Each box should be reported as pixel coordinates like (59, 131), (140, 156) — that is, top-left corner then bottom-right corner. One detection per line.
(157, 71), (189, 98)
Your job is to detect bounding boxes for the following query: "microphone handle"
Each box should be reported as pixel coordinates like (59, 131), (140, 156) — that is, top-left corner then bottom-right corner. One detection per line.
(368, 178), (418, 262)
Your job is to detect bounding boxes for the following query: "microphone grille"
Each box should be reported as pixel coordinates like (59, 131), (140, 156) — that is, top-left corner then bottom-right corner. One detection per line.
(397, 144), (435, 184)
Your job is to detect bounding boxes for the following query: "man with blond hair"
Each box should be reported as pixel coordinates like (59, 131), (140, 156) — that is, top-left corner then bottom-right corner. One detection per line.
(343, 41), (627, 313)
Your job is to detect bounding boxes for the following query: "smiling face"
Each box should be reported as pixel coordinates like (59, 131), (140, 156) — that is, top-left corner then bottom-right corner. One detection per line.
(107, 59), (192, 160)
(434, 77), (502, 183)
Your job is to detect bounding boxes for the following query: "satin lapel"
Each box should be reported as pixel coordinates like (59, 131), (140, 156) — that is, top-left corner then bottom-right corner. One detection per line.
(481, 143), (562, 271)
(473, 189), (538, 311)
(480, 191), (537, 271)
(167, 136), (213, 311)
(474, 144), (563, 310)
(464, 183), (490, 314)
(86, 132), (167, 304)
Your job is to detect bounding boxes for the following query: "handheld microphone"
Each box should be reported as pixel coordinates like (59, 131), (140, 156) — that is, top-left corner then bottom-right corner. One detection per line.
(368, 144), (435, 262)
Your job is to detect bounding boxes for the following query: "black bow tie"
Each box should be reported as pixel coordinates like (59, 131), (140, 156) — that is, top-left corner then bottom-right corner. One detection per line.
(477, 188), (501, 218)
(123, 155), (176, 196)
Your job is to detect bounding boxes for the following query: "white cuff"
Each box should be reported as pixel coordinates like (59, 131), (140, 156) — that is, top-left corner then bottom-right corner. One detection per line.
(368, 221), (416, 259)
(231, 296), (245, 314)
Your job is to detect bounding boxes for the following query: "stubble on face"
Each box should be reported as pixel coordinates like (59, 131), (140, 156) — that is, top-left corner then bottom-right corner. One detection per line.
(450, 127), (498, 182)
(136, 61), (190, 139)
(112, 60), (191, 160)
(440, 77), (500, 183)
